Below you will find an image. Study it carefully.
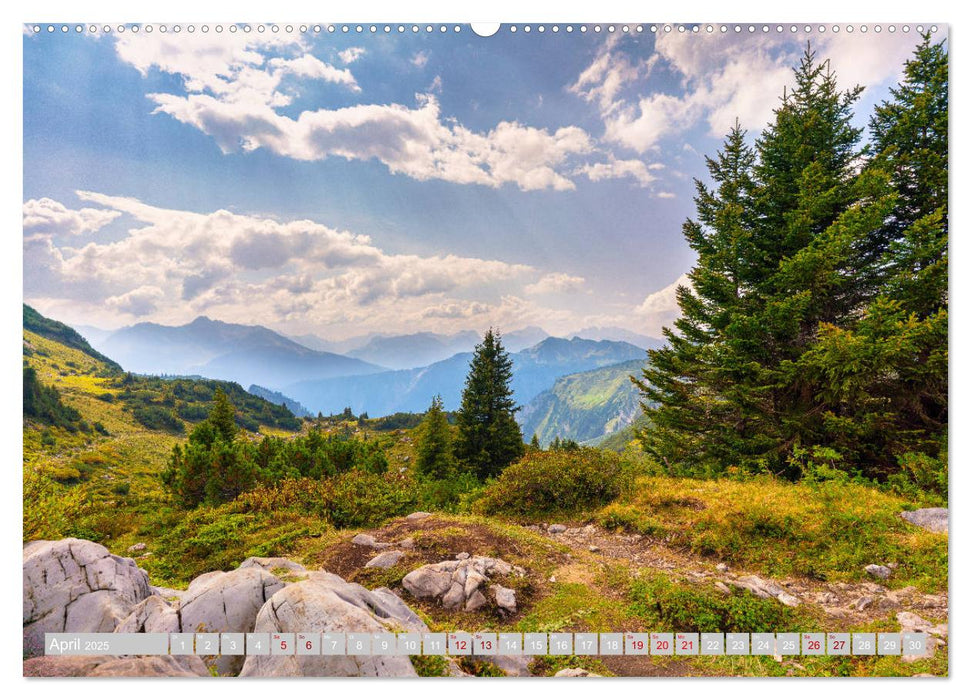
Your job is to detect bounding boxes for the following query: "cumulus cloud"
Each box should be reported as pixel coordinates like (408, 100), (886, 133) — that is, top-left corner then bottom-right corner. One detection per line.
(575, 157), (660, 187)
(105, 286), (165, 316)
(524, 273), (586, 295)
(632, 273), (691, 336)
(149, 89), (592, 190)
(574, 30), (924, 154)
(338, 46), (366, 64)
(23, 198), (121, 236)
(421, 301), (492, 319)
(109, 33), (601, 191)
(23, 193), (548, 330)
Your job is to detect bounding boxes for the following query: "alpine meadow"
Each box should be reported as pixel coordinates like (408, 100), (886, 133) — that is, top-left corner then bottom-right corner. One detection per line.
(22, 26), (948, 679)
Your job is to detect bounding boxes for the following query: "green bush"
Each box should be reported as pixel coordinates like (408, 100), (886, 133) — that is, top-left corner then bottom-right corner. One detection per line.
(133, 405), (184, 434)
(628, 575), (799, 632)
(416, 472), (482, 513)
(473, 448), (630, 517)
(322, 471), (416, 528)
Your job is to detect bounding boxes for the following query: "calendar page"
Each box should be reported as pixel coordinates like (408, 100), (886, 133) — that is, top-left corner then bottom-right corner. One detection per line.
(22, 21), (948, 680)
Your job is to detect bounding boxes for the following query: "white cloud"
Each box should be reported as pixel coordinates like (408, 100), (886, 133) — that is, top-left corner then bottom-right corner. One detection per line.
(149, 90), (593, 191)
(24, 193), (548, 331)
(410, 50), (429, 68)
(112, 30), (359, 112)
(569, 35), (652, 114)
(576, 31), (923, 155)
(23, 198), (121, 236)
(105, 286), (165, 316)
(632, 273), (691, 336)
(109, 32), (597, 192)
(421, 301), (491, 319)
(575, 156), (659, 187)
(656, 191), (676, 199)
(525, 273), (586, 296)
(338, 46), (366, 64)
(268, 55), (360, 92)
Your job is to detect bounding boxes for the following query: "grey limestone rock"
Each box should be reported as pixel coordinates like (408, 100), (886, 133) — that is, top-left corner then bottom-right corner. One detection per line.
(23, 539), (152, 658)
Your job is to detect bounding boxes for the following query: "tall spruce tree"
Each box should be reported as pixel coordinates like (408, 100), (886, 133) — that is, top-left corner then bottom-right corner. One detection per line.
(415, 395), (453, 479)
(454, 329), (525, 479)
(635, 122), (761, 474)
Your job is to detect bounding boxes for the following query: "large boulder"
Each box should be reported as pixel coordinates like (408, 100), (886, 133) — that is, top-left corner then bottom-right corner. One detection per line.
(23, 539), (152, 658)
(24, 654), (209, 677)
(114, 566), (285, 676)
(180, 567), (285, 634)
(239, 571), (425, 677)
(900, 508), (948, 534)
(402, 556), (522, 613)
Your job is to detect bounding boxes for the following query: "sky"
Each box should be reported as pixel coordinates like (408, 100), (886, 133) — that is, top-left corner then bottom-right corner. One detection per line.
(22, 23), (930, 341)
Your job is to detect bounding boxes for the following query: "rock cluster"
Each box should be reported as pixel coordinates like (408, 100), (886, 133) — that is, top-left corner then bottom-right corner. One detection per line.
(402, 556), (522, 613)
(23, 537), (429, 678)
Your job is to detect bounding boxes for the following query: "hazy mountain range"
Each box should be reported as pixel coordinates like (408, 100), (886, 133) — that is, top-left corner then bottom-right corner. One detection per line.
(284, 336), (647, 417)
(287, 326), (551, 369)
(72, 315), (658, 442)
(86, 317), (383, 388)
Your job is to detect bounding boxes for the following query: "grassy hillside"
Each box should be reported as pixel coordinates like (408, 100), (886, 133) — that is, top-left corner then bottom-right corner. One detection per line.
(519, 360), (644, 446)
(24, 304), (121, 371)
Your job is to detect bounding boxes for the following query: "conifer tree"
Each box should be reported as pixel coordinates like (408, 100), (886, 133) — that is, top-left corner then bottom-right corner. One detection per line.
(635, 122), (760, 473)
(415, 395), (453, 479)
(209, 388), (238, 442)
(454, 329), (525, 479)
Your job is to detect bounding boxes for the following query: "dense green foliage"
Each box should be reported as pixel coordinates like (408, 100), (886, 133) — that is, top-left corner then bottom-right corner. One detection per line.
(637, 39), (947, 487)
(474, 448), (630, 517)
(23, 304), (121, 371)
(454, 329), (525, 479)
(162, 392), (388, 508)
(628, 575), (798, 633)
(112, 374), (301, 434)
(23, 366), (86, 431)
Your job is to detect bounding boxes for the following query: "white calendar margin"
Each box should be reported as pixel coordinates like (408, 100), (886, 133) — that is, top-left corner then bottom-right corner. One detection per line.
(3, 0), (962, 697)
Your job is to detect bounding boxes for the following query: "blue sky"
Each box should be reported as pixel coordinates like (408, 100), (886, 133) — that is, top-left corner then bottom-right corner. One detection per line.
(23, 24), (928, 340)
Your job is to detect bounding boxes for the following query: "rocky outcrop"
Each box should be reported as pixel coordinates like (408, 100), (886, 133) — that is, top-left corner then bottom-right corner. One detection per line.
(23, 539), (152, 658)
(402, 556), (523, 613)
(239, 572), (425, 677)
(899, 508), (948, 534)
(23, 654), (210, 677)
(554, 668), (601, 677)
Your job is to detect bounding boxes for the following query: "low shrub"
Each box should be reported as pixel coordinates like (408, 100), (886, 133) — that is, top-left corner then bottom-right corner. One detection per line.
(473, 448), (629, 518)
(628, 575), (799, 632)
